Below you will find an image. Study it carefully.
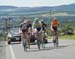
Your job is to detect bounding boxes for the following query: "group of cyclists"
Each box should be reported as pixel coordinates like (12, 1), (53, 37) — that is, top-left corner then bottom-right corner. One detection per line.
(19, 17), (60, 51)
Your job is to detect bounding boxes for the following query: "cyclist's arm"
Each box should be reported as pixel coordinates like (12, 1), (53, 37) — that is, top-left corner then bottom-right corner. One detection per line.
(50, 22), (54, 32)
(32, 23), (34, 30)
(32, 23), (36, 32)
(19, 24), (23, 33)
(44, 23), (47, 32)
(40, 23), (42, 31)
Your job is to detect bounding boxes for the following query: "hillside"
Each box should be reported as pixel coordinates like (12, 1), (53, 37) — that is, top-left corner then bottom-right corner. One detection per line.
(0, 4), (75, 16)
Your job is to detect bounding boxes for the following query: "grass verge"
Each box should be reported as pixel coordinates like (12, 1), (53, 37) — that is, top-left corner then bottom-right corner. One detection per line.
(48, 34), (75, 40)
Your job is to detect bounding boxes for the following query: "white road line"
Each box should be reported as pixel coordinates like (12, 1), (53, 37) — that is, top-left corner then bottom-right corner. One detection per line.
(9, 45), (16, 59)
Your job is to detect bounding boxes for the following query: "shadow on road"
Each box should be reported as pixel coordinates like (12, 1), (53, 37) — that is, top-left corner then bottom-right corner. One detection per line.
(8, 42), (21, 45)
(0, 45), (4, 47)
(26, 45), (69, 52)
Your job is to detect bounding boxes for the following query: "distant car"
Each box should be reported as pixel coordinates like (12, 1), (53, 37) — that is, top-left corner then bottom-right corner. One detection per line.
(7, 28), (21, 44)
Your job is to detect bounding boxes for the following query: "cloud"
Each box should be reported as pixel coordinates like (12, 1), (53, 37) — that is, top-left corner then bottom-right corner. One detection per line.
(0, 0), (75, 7)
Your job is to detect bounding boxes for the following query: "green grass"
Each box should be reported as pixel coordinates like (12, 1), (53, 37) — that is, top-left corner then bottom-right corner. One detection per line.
(48, 34), (75, 40)
(0, 37), (4, 41)
(59, 35), (75, 40)
(0, 33), (7, 41)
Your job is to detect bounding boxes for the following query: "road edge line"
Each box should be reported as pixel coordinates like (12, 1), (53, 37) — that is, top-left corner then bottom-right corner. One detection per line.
(9, 45), (16, 59)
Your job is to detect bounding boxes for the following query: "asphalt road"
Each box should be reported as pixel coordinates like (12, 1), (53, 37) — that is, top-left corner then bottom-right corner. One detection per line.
(0, 41), (6, 59)
(2, 40), (75, 59)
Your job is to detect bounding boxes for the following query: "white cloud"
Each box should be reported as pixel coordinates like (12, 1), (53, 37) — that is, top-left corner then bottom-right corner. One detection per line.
(0, 0), (75, 7)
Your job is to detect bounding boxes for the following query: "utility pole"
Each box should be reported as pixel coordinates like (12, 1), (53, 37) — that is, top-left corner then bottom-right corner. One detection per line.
(8, 17), (11, 32)
(4, 17), (8, 41)
(5, 18), (8, 33)
(49, 10), (51, 19)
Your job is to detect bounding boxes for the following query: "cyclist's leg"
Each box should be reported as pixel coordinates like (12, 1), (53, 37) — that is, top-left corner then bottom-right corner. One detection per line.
(23, 32), (28, 51)
(41, 31), (45, 48)
(37, 34), (41, 50)
(53, 31), (59, 47)
(27, 28), (32, 48)
(55, 31), (59, 47)
(27, 33), (31, 48)
(21, 30), (27, 50)
(52, 26), (58, 43)
(38, 31), (43, 49)
(21, 32), (25, 47)
(22, 32), (25, 50)
(52, 30), (57, 47)
(36, 32), (41, 50)
(20, 33), (23, 44)
(52, 31), (56, 43)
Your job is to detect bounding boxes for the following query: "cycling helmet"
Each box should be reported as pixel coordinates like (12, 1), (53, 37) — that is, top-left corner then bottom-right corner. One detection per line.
(52, 17), (58, 21)
(34, 18), (39, 22)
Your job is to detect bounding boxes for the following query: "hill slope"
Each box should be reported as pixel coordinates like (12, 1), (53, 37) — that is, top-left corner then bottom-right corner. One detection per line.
(0, 4), (75, 16)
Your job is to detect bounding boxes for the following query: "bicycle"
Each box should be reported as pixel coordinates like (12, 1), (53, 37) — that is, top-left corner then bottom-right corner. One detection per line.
(53, 31), (59, 47)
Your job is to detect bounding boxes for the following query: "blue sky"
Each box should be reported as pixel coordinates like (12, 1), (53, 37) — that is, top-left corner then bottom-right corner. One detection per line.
(0, 0), (75, 7)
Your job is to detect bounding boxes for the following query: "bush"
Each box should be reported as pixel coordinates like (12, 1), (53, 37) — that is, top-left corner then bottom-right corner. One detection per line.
(64, 28), (74, 35)
(61, 24), (74, 35)
(0, 33), (7, 41)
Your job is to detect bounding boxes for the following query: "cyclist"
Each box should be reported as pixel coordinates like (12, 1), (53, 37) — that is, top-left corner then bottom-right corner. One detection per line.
(40, 20), (48, 43)
(50, 17), (60, 47)
(40, 20), (47, 32)
(32, 18), (42, 49)
(20, 19), (32, 51)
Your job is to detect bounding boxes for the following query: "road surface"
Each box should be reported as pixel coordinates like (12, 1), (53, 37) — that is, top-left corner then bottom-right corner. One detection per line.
(0, 41), (6, 59)
(1, 40), (75, 59)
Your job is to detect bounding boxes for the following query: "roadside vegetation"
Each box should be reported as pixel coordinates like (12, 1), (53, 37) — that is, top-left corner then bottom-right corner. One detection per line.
(0, 32), (7, 41)
(59, 34), (75, 40)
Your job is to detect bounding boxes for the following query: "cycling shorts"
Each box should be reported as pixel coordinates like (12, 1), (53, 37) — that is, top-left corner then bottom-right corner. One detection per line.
(52, 26), (58, 32)
(22, 29), (27, 33)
